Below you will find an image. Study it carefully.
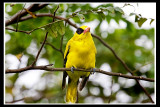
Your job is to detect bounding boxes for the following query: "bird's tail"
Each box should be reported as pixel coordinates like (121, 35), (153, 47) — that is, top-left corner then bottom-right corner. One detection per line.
(66, 78), (78, 103)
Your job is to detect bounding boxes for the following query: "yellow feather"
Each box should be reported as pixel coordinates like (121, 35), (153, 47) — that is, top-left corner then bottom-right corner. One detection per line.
(64, 25), (96, 103)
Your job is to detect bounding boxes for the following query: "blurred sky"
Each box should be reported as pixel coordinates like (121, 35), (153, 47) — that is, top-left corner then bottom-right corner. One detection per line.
(5, 3), (156, 103)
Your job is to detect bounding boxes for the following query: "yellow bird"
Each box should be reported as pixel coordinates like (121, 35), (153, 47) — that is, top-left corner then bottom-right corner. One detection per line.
(62, 25), (96, 103)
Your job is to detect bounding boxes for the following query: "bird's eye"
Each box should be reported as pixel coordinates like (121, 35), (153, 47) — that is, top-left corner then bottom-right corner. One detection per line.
(76, 28), (84, 34)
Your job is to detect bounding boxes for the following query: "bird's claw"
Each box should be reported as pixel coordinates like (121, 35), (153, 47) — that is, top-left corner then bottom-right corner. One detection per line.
(71, 66), (75, 73)
(90, 68), (96, 74)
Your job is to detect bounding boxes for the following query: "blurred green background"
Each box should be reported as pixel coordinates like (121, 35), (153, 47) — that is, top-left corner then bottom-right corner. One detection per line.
(5, 3), (155, 104)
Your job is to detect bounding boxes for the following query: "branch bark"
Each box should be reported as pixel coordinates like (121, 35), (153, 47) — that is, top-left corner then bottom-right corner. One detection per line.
(5, 65), (154, 82)
(31, 32), (48, 66)
(5, 13), (74, 27)
(5, 4), (48, 26)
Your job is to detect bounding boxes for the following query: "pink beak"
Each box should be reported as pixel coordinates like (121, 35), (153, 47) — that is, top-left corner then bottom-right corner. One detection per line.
(83, 27), (90, 34)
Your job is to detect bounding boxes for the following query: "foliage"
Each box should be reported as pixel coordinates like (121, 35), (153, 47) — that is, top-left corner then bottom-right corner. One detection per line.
(5, 3), (155, 104)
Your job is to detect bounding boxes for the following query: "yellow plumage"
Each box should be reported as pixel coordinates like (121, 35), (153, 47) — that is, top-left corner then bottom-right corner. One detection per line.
(63, 25), (96, 103)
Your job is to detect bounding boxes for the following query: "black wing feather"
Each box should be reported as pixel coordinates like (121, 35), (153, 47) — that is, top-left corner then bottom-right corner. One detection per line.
(62, 46), (70, 89)
(79, 75), (90, 91)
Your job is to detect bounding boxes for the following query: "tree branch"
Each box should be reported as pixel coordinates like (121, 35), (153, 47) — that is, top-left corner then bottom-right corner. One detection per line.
(31, 4), (59, 66)
(5, 65), (154, 82)
(91, 33), (154, 103)
(15, 3), (26, 32)
(31, 32), (48, 66)
(5, 13), (74, 27)
(5, 4), (48, 26)
(5, 27), (30, 34)
(52, 5), (59, 22)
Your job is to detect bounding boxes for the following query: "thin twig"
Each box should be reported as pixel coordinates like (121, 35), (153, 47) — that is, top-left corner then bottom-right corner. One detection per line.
(42, 41), (64, 58)
(44, 42), (60, 52)
(132, 61), (153, 73)
(16, 3), (26, 32)
(31, 32), (48, 66)
(59, 21), (67, 57)
(5, 20), (63, 35)
(5, 27), (30, 34)
(31, 4), (59, 66)
(28, 20), (62, 34)
(53, 5), (59, 22)
(5, 98), (25, 103)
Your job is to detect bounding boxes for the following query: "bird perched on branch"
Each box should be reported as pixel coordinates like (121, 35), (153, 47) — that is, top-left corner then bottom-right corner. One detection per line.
(62, 25), (96, 103)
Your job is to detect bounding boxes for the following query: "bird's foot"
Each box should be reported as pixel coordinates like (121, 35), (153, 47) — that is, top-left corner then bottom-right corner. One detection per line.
(90, 68), (96, 74)
(71, 66), (75, 73)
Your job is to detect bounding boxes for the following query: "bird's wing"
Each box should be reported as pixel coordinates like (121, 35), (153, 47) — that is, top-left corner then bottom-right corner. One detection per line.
(79, 75), (90, 91)
(62, 71), (68, 90)
(62, 40), (71, 89)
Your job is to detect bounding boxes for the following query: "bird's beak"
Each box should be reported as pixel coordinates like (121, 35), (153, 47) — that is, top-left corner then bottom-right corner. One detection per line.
(83, 27), (90, 34)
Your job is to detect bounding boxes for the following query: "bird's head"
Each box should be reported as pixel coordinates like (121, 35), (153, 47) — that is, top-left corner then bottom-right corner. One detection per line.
(75, 25), (90, 35)
(73, 25), (91, 41)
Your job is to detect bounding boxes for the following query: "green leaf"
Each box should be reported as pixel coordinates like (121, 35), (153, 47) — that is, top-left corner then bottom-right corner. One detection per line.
(91, 8), (98, 13)
(97, 11), (105, 20)
(135, 15), (139, 22)
(106, 6), (114, 13)
(44, 21), (65, 38)
(150, 19), (154, 25)
(134, 14), (148, 27)
(79, 10), (88, 14)
(54, 21), (65, 35)
(72, 12), (77, 16)
(45, 23), (57, 38)
(138, 18), (147, 27)
(9, 73), (19, 83)
(77, 14), (85, 20)
(129, 12), (136, 16)
(114, 7), (124, 14)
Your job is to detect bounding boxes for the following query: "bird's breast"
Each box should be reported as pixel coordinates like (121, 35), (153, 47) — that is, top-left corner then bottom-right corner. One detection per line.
(72, 40), (91, 55)
(67, 40), (95, 69)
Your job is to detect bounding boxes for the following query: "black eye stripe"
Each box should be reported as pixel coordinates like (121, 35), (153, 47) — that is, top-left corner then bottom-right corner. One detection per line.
(76, 28), (84, 34)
